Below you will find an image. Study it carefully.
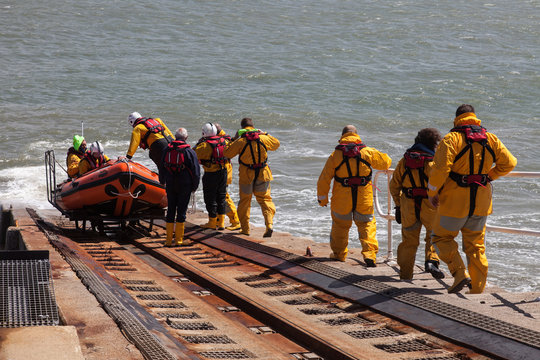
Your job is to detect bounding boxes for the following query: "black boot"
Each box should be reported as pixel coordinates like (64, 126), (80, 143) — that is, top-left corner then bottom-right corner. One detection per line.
(425, 261), (445, 279)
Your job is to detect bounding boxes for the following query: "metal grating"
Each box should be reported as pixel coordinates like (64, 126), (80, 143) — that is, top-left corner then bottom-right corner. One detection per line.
(169, 321), (216, 330)
(122, 279), (156, 285)
(264, 288), (303, 296)
(158, 312), (201, 319)
(246, 281), (285, 288)
(300, 307), (345, 315)
(146, 302), (186, 309)
(198, 259), (231, 265)
(345, 328), (402, 339)
(182, 335), (235, 344)
(235, 274), (272, 282)
(374, 339), (435, 353)
(199, 349), (255, 359)
(321, 316), (372, 326)
(126, 286), (164, 292)
(283, 297), (321, 305)
(0, 253), (60, 327)
(137, 294), (176, 301)
(219, 233), (540, 350)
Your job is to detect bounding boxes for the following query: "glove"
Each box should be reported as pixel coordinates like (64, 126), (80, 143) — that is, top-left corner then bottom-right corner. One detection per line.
(394, 206), (401, 224)
(318, 197), (329, 207)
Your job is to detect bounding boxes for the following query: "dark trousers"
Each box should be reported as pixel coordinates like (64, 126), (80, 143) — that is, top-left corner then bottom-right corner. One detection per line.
(166, 185), (192, 223)
(202, 169), (227, 218)
(149, 137), (170, 174)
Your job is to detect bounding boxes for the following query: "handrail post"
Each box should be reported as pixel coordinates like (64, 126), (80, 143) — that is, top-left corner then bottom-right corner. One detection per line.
(386, 170), (394, 261)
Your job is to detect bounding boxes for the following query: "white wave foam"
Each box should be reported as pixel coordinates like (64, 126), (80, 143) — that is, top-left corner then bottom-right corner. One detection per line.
(0, 165), (53, 209)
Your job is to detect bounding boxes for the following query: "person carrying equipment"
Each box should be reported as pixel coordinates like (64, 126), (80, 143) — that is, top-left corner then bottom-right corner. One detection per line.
(78, 141), (111, 176)
(125, 112), (174, 174)
(390, 128), (445, 280)
(195, 123), (229, 230)
(66, 134), (87, 178)
(160, 128), (200, 247)
(428, 104), (517, 294)
(215, 123), (241, 231)
(224, 118), (280, 237)
(317, 125), (391, 266)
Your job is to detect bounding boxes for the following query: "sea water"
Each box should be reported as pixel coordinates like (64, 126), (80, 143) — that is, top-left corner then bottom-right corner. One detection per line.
(1, 0), (538, 292)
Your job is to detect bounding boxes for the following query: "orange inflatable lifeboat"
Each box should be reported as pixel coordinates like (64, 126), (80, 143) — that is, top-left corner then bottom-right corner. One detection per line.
(54, 159), (167, 218)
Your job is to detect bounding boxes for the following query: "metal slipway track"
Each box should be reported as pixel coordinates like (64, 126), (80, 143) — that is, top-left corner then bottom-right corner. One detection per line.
(129, 222), (540, 360)
(31, 208), (539, 360)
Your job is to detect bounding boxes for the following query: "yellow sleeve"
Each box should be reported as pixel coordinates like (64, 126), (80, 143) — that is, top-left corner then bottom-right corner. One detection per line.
(127, 127), (142, 157)
(262, 134), (280, 151)
(487, 134), (517, 180)
(389, 159), (405, 206)
(157, 118), (174, 139)
(224, 138), (244, 159)
(368, 148), (392, 170)
(67, 154), (81, 178)
(427, 134), (459, 197)
(317, 152), (337, 201)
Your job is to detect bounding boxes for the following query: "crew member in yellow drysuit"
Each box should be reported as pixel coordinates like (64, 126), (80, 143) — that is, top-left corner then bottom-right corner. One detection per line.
(428, 105), (517, 294)
(317, 125), (392, 266)
(390, 128), (444, 280)
(78, 141), (111, 176)
(224, 118), (280, 237)
(215, 123), (241, 231)
(66, 135), (87, 178)
(126, 112), (174, 175)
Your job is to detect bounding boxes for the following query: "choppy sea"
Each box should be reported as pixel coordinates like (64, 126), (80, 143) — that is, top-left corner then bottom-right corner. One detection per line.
(1, 0), (538, 292)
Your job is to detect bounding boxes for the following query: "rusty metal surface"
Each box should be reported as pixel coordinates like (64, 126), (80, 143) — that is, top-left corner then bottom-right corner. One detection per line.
(182, 226), (540, 360)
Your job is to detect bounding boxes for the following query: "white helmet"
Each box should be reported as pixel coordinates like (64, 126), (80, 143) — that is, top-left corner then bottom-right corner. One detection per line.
(89, 141), (104, 156)
(201, 122), (217, 137)
(128, 112), (142, 126)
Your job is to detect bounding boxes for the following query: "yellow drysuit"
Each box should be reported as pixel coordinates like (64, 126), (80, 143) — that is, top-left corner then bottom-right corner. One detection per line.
(389, 151), (439, 279)
(428, 112), (517, 293)
(218, 130), (240, 228)
(224, 127), (280, 234)
(126, 118), (174, 158)
(66, 148), (85, 178)
(317, 132), (392, 262)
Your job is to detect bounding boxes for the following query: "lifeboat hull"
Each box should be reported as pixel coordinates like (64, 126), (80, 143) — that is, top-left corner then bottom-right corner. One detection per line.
(55, 160), (167, 218)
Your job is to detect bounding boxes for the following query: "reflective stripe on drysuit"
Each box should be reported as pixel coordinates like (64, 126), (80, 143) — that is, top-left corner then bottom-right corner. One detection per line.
(389, 144), (439, 279)
(317, 132), (392, 261)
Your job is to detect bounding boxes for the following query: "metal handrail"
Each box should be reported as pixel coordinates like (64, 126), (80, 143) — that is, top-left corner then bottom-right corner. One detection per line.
(373, 170), (540, 261)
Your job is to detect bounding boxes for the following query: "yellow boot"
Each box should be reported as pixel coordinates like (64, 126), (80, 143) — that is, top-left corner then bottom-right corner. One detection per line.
(226, 212), (241, 231)
(217, 214), (225, 230)
(175, 222), (184, 246)
(202, 216), (217, 229)
(164, 222), (174, 247)
(448, 268), (471, 294)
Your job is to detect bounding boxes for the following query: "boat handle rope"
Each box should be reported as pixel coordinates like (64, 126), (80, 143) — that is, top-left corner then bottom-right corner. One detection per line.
(111, 158), (142, 198)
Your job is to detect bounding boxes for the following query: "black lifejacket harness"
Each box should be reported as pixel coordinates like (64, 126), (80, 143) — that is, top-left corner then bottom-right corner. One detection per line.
(334, 142), (372, 213)
(197, 136), (229, 167)
(238, 131), (268, 182)
(401, 150), (433, 221)
(67, 147), (85, 159)
(449, 125), (496, 216)
(134, 117), (171, 149)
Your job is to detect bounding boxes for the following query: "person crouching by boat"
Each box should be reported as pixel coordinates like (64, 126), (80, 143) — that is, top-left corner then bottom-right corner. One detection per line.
(126, 112), (174, 175)
(215, 123), (241, 231)
(78, 141), (111, 176)
(160, 128), (200, 247)
(194, 123), (229, 231)
(66, 134), (87, 178)
(389, 128), (445, 280)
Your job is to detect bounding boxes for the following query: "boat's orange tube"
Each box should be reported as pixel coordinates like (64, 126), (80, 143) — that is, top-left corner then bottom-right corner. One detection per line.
(56, 160), (167, 217)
